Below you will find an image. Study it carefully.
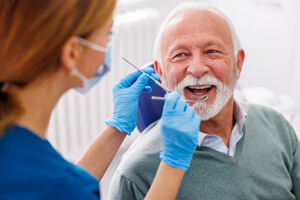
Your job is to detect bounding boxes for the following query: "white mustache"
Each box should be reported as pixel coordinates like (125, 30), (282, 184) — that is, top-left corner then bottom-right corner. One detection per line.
(175, 74), (223, 91)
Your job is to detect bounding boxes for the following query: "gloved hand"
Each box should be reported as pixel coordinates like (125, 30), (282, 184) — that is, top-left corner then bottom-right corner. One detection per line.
(105, 66), (160, 135)
(160, 92), (201, 171)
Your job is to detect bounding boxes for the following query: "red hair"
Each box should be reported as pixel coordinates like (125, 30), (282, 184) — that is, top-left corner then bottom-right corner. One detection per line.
(0, 0), (116, 133)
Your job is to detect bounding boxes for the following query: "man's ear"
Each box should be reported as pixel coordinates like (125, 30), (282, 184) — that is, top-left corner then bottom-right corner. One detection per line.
(154, 60), (163, 82)
(236, 49), (245, 79)
(60, 36), (81, 73)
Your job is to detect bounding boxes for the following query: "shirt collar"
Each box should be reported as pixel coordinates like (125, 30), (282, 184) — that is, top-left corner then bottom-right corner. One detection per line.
(198, 99), (247, 146)
(233, 100), (247, 131)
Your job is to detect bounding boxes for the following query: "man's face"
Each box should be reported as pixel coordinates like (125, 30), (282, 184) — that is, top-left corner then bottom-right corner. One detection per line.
(158, 11), (242, 120)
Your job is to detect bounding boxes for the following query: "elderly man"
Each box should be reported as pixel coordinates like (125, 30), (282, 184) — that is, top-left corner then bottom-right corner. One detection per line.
(109, 2), (300, 199)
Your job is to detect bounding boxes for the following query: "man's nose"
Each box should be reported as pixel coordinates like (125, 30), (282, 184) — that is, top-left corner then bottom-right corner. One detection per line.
(186, 55), (209, 77)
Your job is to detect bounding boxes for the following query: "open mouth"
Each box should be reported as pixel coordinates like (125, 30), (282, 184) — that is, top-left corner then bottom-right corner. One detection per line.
(186, 85), (214, 97)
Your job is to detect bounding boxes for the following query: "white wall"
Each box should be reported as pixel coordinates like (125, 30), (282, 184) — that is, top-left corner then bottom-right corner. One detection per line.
(290, 0), (300, 138)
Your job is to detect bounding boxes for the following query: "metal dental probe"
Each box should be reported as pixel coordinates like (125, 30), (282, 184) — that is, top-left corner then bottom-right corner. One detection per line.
(122, 57), (171, 93)
(122, 57), (208, 103)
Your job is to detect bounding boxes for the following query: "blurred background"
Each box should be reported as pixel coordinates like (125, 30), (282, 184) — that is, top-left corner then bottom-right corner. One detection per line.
(46, 0), (300, 199)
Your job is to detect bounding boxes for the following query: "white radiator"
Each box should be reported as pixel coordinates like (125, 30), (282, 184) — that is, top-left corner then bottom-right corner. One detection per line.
(47, 7), (160, 163)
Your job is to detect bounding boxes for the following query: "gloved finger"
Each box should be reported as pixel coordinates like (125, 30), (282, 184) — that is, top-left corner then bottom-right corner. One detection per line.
(118, 77), (132, 88)
(123, 70), (142, 85)
(194, 114), (201, 126)
(122, 70), (143, 87)
(174, 98), (187, 113)
(130, 74), (151, 93)
(191, 114), (201, 131)
(121, 67), (155, 87)
(141, 86), (152, 93)
(185, 106), (196, 119)
(146, 73), (161, 86)
(140, 66), (155, 75)
(163, 92), (181, 111)
(186, 108), (201, 128)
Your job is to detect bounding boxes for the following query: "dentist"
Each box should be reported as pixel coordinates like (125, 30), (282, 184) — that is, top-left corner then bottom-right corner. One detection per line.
(0, 0), (200, 199)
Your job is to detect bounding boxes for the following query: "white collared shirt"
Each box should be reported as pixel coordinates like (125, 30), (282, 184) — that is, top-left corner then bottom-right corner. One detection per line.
(198, 100), (247, 156)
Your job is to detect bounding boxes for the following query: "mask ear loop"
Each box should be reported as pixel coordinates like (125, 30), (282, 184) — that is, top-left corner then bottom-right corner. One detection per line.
(70, 68), (88, 82)
(77, 37), (107, 53)
(72, 37), (110, 85)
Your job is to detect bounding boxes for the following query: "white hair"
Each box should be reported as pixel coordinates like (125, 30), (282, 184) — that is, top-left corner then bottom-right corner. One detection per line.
(153, 2), (242, 67)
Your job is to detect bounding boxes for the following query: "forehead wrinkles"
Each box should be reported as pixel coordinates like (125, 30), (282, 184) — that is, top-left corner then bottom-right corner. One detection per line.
(161, 11), (234, 57)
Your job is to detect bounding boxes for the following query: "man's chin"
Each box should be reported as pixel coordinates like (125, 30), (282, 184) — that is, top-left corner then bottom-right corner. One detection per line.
(193, 103), (218, 121)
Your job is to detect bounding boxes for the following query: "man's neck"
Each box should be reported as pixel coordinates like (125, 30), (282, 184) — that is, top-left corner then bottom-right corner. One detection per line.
(200, 98), (235, 147)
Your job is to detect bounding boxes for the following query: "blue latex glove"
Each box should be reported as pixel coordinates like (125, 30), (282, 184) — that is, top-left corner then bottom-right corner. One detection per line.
(160, 92), (201, 171)
(105, 66), (160, 135)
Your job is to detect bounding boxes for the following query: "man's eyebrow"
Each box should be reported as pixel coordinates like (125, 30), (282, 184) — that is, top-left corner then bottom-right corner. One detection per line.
(204, 40), (226, 48)
(168, 43), (190, 55)
(167, 39), (227, 55)
(170, 45), (189, 51)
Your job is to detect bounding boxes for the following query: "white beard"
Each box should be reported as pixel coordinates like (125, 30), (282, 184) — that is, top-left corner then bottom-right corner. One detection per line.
(163, 68), (238, 121)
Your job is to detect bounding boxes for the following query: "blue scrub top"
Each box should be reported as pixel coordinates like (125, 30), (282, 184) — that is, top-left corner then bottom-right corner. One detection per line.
(0, 125), (100, 200)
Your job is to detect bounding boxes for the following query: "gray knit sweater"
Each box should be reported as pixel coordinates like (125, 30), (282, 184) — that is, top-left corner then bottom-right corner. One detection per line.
(109, 103), (300, 200)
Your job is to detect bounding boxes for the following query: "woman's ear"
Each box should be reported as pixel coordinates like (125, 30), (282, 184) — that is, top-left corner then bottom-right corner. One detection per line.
(60, 36), (81, 73)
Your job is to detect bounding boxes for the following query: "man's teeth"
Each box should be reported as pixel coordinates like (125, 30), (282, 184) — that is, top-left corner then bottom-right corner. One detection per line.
(187, 85), (213, 95)
(188, 85), (212, 89)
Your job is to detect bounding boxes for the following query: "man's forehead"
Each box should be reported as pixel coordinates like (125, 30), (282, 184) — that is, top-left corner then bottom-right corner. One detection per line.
(163, 10), (230, 40)
(164, 12), (186, 33)
(161, 10), (232, 51)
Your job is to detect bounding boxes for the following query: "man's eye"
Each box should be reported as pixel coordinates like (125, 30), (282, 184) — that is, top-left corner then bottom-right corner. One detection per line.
(207, 50), (217, 54)
(170, 52), (189, 63)
(175, 53), (185, 57)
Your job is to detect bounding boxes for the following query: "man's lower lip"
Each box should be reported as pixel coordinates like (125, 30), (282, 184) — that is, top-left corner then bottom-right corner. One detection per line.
(185, 87), (213, 100)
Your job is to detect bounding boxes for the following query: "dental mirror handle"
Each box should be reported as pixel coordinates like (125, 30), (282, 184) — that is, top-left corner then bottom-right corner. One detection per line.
(151, 95), (208, 103)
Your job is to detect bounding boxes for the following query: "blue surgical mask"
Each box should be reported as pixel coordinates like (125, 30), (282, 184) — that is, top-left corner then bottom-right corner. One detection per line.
(71, 37), (111, 94)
